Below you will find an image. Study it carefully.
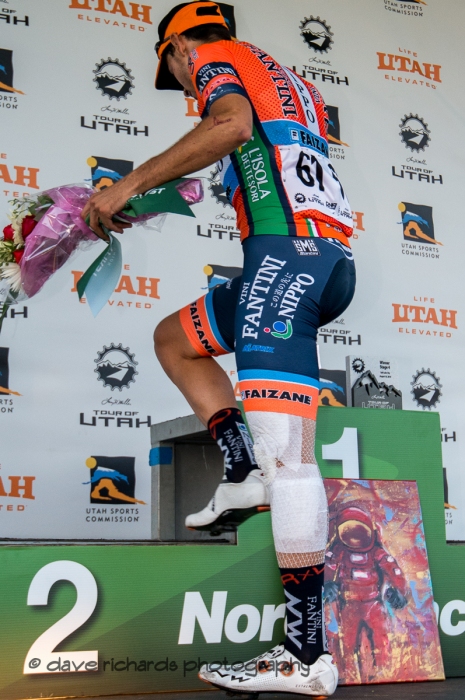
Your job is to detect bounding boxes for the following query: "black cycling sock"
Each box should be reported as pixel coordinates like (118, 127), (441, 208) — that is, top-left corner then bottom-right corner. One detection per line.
(281, 565), (327, 665)
(208, 407), (257, 483)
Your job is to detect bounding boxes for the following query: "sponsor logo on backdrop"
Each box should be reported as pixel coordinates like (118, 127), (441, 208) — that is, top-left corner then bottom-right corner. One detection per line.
(208, 161), (233, 209)
(300, 17), (333, 53)
(72, 265), (160, 311)
(398, 202), (441, 260)
(80, 345), (150, 429)
(384, 0), (426, 17)
(197, 223), (240, 241)
(294, 16), (349, 87)
(393, 115), (442, 185)
(86, 155), (133, 190)
(441, 427), (457, 444)
(392, 296), (457, 338)
(326, 105), (349, 160)
(81, 58), (148, 136)
(319, 368), (347, 406)
(95, 343), (138, 391)
(351, 210), (365, 240)
(400, 114), (430, 151)
(0, 299), (28, 325)
(0, 48), (24, 110)
(0, 346), (21, 413)
(411, 368), (441, 410)
(83, 455), (145, 524)
(377, 48), (441, 89)
(346, 356), (402, 409)
(0, 469), (35, 512)
(319, 317), (362, 347)
(443, 466), (456, 524)
(93, 58), (134, 100)
(0, 6), (29, 26)
(1, 153), (39, 199)
(203, 264), (242, 291)
(69, 0), (152, 32)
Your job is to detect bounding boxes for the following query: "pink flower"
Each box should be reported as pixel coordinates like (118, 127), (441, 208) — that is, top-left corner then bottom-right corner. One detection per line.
(2, 224), (14, 241)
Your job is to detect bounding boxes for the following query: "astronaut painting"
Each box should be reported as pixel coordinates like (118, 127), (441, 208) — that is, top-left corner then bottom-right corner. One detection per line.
(323, 479), (444, 684)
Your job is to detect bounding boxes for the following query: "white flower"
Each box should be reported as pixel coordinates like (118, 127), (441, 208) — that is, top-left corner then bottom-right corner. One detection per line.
(10, 212), (25, 246)
(0, 262), (23, 293)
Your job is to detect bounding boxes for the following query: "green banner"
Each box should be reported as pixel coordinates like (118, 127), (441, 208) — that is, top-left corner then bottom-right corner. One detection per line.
(0, 408), (463, 699)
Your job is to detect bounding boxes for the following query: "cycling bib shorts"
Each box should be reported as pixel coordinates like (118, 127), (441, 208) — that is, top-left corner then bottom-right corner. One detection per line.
(180, 235), (355, 418)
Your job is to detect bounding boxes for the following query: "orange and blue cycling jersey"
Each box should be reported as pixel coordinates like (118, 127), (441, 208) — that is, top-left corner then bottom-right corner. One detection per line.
(189, 40), (353, 243)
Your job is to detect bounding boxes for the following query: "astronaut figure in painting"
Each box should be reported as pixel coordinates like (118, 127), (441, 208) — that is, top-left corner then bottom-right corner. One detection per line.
(325, 505), (408, 682)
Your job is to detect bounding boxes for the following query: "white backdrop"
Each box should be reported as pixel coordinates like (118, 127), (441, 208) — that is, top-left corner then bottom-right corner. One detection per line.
(1, 0), (464, 540)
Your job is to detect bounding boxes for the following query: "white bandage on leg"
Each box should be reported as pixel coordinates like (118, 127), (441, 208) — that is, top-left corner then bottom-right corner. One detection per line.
(246, 411), (328, 568)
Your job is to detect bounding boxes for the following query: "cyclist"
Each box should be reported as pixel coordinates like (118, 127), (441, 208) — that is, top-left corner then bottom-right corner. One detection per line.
(82, 2), (355, 695)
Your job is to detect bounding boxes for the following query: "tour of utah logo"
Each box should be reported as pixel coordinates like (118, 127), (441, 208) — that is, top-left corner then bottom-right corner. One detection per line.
(294, 17), (349, 88)
(300, 17), (333, 53)
(399, 114), (430, 151)
(87, 156), (133, 190)
(411, 368), (441, 410)
(93, 58), (134, 100)
(209, 160), (233, 208)
(393, 114), (442, 185)
(81, 57), (148, 136)
(95, 344), (138, 391)
(84, 456), (146, 506)
(398, 202), (441, 260)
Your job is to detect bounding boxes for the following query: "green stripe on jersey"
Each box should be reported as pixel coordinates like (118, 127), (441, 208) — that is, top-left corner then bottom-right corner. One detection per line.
(235, 126), (289, 235)
(306, 219), (318, 237)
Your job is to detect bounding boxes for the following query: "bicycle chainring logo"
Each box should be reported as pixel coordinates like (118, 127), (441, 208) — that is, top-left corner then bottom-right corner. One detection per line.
(352, 358), (366, 374)
(411, 369), (442, 410)
(300, 17), (333, 53)
(399, 114), (430, 152)
(95, 344), (138, 391)
(208, 162), (233, 208)
(93, 58), (134, 100)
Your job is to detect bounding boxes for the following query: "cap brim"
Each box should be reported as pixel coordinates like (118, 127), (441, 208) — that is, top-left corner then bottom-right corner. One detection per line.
(155, 43), (184, 91)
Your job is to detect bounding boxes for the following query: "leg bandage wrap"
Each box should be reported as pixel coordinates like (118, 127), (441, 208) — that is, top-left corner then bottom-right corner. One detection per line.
(246, 411), (328, 567)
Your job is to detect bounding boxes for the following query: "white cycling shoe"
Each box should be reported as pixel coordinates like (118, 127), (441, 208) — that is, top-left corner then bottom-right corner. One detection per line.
(198, 644), (338, 696)
(185, 469), (270, 536)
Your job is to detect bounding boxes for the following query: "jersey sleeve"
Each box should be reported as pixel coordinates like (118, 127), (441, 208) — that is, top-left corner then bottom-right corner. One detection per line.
(189, 41), (248, 115)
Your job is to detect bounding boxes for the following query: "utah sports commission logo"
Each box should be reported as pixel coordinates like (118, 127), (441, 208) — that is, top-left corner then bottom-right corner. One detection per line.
(84, 455), (145, 505)
(399, 114), (430, 151)
(411, 369), (441, 410)
(300, 17), (333, 53)
(93, 58), (134, 100)
(327, 106), (349, 148)
(87, 156), (133, 190)
(0, 48), (24, 96)
(398, 203), (440, 246)
(94, 344), (138, 391)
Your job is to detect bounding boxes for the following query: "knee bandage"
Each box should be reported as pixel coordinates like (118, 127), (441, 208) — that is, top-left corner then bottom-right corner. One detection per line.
(246, 411), (328, 567)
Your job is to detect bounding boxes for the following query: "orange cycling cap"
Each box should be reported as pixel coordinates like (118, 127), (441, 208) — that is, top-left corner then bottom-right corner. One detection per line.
(155, 1), (229, 91)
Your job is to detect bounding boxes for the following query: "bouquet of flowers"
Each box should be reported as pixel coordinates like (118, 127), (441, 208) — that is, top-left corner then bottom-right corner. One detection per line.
(0, 178), (203, 329)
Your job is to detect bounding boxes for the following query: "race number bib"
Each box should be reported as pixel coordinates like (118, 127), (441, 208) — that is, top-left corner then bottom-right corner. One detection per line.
(279, 145), (352, 227)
